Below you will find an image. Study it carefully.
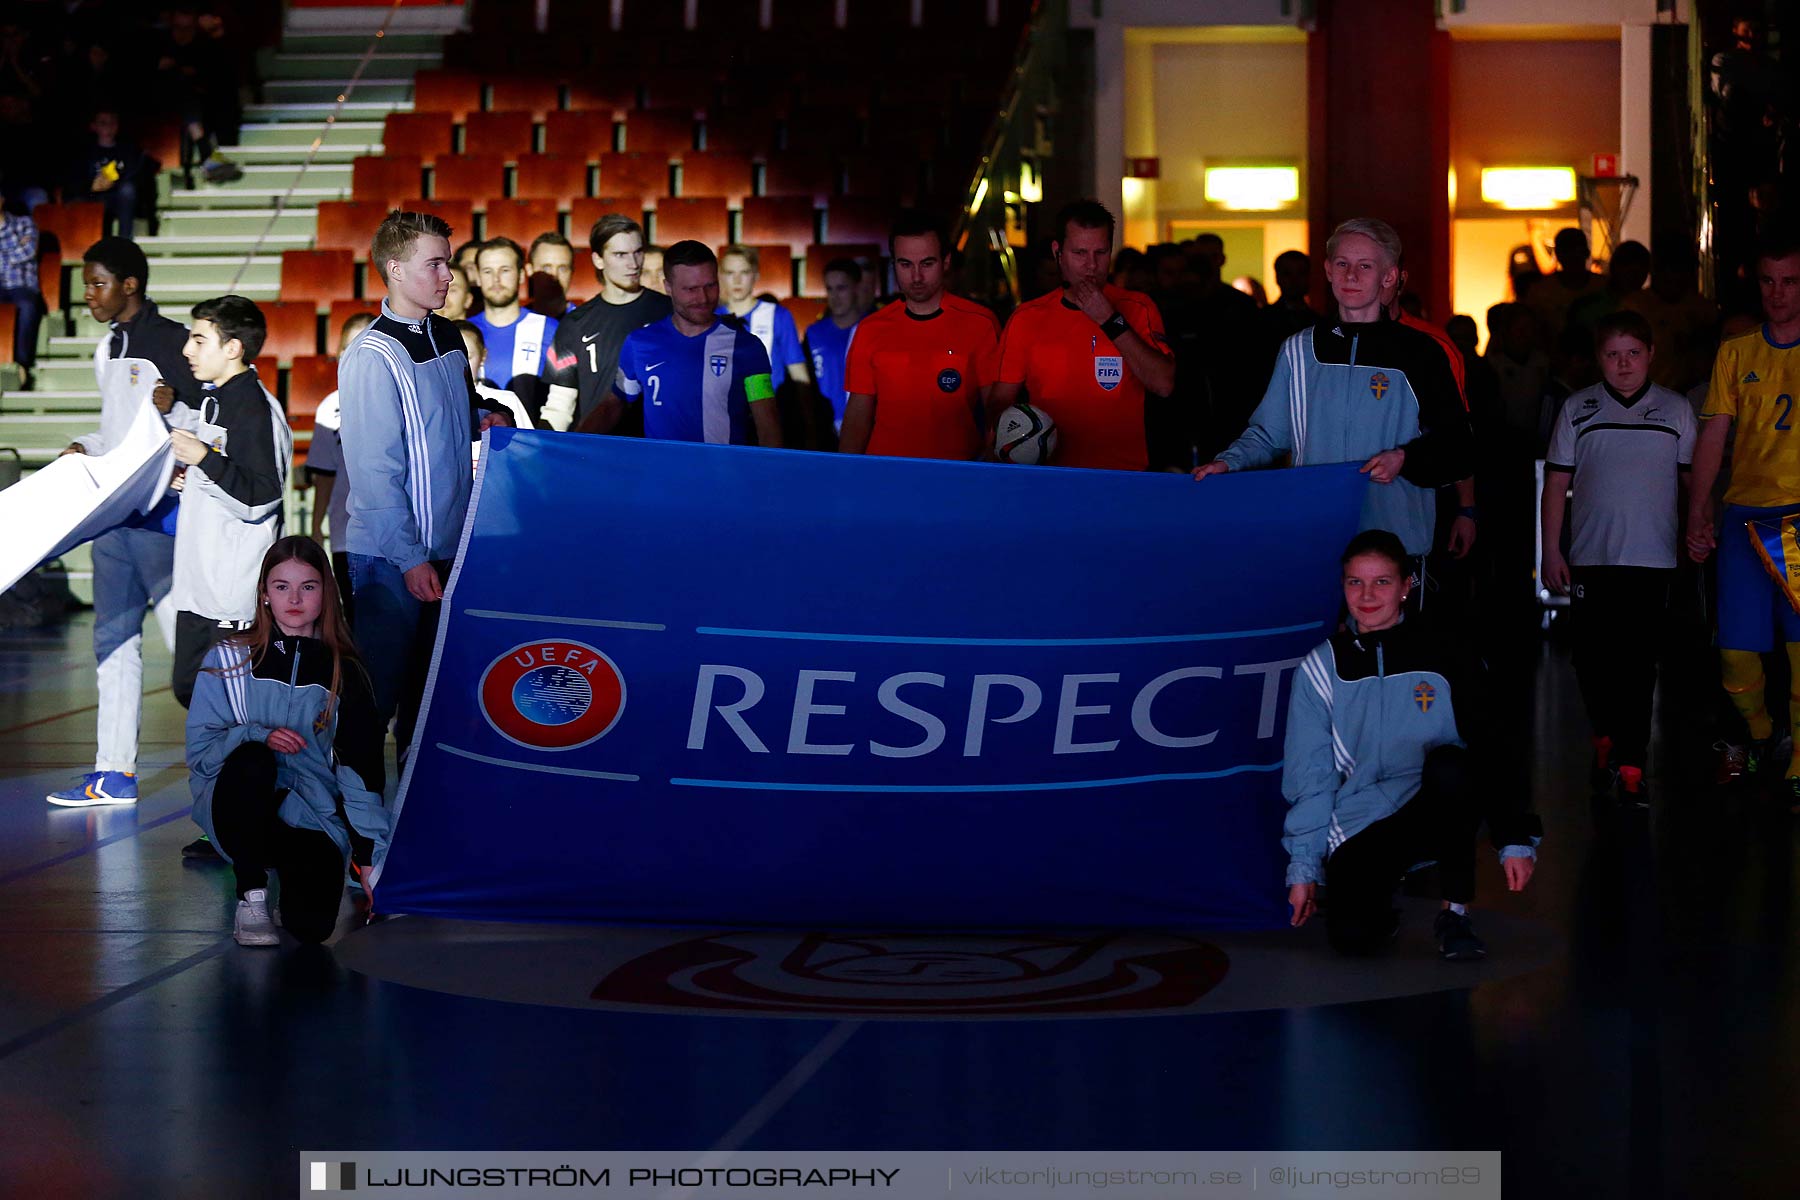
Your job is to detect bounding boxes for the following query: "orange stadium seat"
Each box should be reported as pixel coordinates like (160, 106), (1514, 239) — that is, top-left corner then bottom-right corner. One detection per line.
(725, 244), (794, 300)
(597, 152), (672, 208)
(286, 356), (339, 432)
(803, 243), (880, 296)
(352, 155), (424, 206)
(30, 202), (103, 257)
(568, 197), (641, 240)
(412, 69), (483, 120)
(38, 250), (60, 314)
(314, 200), (390, 258)
(432, 155), (506, 204)
(483, 198), (562, 246)
(252, 356), (281, 399)
(544, 110), (618, 160)
(393, 198), (477, 242)
(761, 153), (838, 202)
(565, 80), (637, 118)
(514, 154), (591, 205)
(640, 78), (715, 114)
(463, 111), (536, 158)
(279, 249), (358, 310)
(781, 295), (826, 330)
(842, 153), (919, 204)
(740, 195), (818, 253)
(0, 304), (15, 364)
(621, 108), (696, 155)
(653, 197), (730, 246)
(382, 113), (455, 163)
(701, 110), (775, 155)
(259, 301), (321, 363)
(489, 77), (561, 120)
(328, 299), (383, 336)
(823, 196), (894, 245)
(678, 151), (753, 204)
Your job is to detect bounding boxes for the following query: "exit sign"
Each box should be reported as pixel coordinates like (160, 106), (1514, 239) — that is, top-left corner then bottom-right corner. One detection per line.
(1591, 153), (1619, 178)
(1125, 157), (1160, 179)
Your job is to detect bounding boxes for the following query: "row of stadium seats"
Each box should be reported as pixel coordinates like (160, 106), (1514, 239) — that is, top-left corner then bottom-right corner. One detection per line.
(380, 106), (964, 162)
(467, 0), (1034, 39)
(355, 145), (929, 209)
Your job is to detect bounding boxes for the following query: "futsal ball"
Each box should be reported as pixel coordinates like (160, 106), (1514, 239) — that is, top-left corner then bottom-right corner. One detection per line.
(995, 403), (1058, 464)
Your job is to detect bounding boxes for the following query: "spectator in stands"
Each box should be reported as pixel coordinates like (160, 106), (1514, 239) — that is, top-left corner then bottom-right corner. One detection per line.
(187, 535), (387, 948)
(1264, 249), (1316, 342)
(1282, 528), (1540, 960)
(717, 244), (807, 387)
(590, 240), (782, 448)
(299, 311), (377, 613)
(804, 257), (863, 438)
(543, 214), (671, 434)
(1523, 228), (1603, 352)
(0, 190), (40, 390)
(470, 236), (558, 423)
(840, 211), (999, 460)
(437, 263), (472, 321)
(456, 320), (533, 429)
(43, 236), (200, 813)
(1196, 218), (1472, 565)
(641, 244), (666, 295)
(155, 4), (240, 182)
(338, 211), (509, 757)
(1540, 310), (1695, 808)
(63, 109), (145, 237)
(989, 199), (1174, 470)
(165, 296), (291, 709)
(454, 239), (482, 283)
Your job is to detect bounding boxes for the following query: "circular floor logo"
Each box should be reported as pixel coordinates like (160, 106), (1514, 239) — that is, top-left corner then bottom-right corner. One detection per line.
(479, 640), (626, 751)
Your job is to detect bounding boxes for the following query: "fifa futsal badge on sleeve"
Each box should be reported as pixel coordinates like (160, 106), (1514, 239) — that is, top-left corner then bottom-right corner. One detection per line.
(1369, 371), (1391, 400)
(1094, 356), (1123, 391)
(479, 640), (627, 752)
(1413, 681), (1437, 713)
(710, 355), (728, 377)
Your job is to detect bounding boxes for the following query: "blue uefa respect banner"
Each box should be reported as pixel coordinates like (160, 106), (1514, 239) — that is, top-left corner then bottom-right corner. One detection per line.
(373, 431), (1367, 930)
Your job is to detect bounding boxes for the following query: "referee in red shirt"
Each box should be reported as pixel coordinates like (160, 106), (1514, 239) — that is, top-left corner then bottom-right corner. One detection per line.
(839, 210), (1001, 459)
(989, 199), (1176, 470)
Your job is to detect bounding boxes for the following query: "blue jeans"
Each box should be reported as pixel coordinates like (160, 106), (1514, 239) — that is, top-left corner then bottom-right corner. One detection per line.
(0, 286), (42, 368)
(348, 554), (446, 753)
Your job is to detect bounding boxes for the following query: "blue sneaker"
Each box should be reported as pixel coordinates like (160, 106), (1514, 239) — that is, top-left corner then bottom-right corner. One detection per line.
(46, 771), (139, 807)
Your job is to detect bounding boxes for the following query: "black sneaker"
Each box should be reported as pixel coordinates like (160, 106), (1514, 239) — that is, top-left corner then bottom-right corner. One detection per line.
(1434, 909), (1487, 961)
(182, 834), (222, 860)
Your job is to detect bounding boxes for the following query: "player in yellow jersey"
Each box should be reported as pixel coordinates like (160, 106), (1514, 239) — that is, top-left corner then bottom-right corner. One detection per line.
(1687, 234), (1800, 808)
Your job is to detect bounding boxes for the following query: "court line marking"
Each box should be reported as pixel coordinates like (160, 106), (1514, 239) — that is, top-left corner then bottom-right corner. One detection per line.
(466, 609), (666, 632)
(438, 743), (640, 782)
(694, 622), (1323, 647)
(0, 803), (193, 891)
(665, 1020), (865, 1197)
(0, 937), (231, 1063)
(670, 762), (1284, 794)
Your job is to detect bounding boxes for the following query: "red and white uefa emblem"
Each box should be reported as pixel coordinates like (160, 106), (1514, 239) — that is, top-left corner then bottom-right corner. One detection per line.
(478, 639), (626, 751)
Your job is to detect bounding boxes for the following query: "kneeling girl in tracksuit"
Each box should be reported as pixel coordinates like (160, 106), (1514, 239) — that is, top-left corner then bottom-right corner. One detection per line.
(1281, 529), (1543, 960)
(187, 536), (389, 946)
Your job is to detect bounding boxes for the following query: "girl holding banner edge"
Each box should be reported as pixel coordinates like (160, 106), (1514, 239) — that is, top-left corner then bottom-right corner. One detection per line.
(186, 537), (389, 947)
(1281, 530), (1541, 961)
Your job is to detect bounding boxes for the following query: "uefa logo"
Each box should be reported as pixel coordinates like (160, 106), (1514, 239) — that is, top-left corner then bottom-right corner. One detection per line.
(478, 640), (627, 751)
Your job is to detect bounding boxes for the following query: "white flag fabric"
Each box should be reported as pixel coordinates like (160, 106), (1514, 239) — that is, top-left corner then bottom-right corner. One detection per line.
(0, 358), (174, 594)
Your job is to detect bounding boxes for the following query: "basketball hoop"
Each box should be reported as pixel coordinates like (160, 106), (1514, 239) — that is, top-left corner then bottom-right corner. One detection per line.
(1578, 175), (1639, 262)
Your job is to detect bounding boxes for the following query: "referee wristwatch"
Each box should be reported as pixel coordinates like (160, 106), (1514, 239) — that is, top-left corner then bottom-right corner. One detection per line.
(1100, 312), (1130, 342)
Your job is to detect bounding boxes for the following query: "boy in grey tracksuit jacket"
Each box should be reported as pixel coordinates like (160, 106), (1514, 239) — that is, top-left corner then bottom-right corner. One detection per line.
(337, 298), (492, 749)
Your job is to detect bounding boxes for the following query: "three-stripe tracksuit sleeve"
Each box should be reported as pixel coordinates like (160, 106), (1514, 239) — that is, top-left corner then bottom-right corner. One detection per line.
(1281, 647), (1344, 886)
(1217, 337), (1297, 472)
(338, 346), (430, 574)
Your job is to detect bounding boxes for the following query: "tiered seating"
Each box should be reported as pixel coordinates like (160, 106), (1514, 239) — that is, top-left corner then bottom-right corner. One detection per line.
(382, 113), (455, 163)
(260, 301), (321, 363)
(286, 356), (340, 433)
(679, 151), (754, 205)
(352, 156), (424, 209)
(279, 250), (358, 311)
(653, 197), (730, 247)
(464, 110), (536, 155)
(31, 202), (104, 257)
(484, 199), (561, 247)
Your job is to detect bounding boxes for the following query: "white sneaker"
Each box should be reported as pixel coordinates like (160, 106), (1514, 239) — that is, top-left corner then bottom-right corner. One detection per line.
(234, 888), (279, 946)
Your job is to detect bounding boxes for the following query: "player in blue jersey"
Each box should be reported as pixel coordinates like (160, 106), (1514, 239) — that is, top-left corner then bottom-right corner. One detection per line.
(718, 244), (807, 384)
(804, 257), (863, 434)
(587, 241), (783, 447)
(469, 236), (558, 421)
